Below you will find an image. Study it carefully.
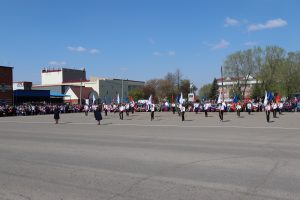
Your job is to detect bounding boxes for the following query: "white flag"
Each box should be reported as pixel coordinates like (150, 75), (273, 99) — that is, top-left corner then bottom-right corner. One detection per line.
(148, 95), (152, 105)
(264, 91), (268, 106)
(179, 92), (183, 104)
(117, 93), (120, 104)
(217, 91), (222, 103)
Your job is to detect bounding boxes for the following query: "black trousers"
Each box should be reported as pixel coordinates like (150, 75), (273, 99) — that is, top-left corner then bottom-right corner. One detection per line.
(151, 111), (154, 120)
(119, 111), (123, 120)
(266, 111), (270, 122)
(273, 109), (277, 118)
(181, 112), (185, 121)
(205, 110), (208, 117)
(219, 110), (223, 121)
(237, 110), (240, 117)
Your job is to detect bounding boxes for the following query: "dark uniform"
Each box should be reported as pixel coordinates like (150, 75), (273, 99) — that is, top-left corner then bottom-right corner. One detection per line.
(94, 106), (102, 125)
(53, 107), (60, 124)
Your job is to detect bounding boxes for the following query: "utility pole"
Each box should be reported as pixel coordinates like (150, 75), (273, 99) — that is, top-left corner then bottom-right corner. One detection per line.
(121, 79), (124, 103)
(79, 78), (82, 105)
(221, 66), (224, 101)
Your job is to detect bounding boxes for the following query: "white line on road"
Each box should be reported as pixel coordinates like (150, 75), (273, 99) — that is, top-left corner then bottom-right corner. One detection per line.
(1, 120), (300, 130)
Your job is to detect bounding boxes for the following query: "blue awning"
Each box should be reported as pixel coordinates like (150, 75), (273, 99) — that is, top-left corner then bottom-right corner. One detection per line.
(50, 92), (70, 97)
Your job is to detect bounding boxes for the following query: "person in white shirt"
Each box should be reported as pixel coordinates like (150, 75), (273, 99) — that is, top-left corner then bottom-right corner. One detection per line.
(272, 102), (278, 118)
(219, 102), (226, 121)
(181, 104), (186, 121)
(279, 101), (283, 115)
(119, 104), (124, 120)
(236, 102), (242, 117)
(265, 102), (271, 122)
(247, 102), (252, 115)
(125, 103), (130, 116)
(171, 103), (176, 114)
(204, 101), (210, 117)
(84, 104), (89, 116)
(150, 103), (155, 121)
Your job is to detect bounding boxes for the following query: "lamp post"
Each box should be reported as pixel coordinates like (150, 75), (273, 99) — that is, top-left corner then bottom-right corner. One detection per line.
(122, 79), (123, 103)
(79, 78), (82, 105)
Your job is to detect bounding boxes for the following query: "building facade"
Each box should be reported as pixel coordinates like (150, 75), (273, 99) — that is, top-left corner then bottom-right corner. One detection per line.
(217, 76), (258, 101)
(0, 66), (13, 105)
(41, 68), (86, 85)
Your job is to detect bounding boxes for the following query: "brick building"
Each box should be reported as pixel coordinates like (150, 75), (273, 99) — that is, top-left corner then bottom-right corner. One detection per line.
(0, 66), (13, 105)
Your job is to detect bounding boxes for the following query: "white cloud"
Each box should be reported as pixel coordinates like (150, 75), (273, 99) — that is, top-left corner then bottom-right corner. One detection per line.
(90, 49), (100, 54)
(48, 61), (66, 66)
(153, 51), (176, 56)
(212, 40), (230, 50)
(244, 41), (258, 46)
(148, 37), (156, 44)
(67, 46), (86, 52)
(248, 18), (287, 31)
(168, 51), (176, 56)
(224, 17), (239, 27)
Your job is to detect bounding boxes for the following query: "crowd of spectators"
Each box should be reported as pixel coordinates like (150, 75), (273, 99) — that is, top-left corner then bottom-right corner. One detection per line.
(0, 104), (84, 117)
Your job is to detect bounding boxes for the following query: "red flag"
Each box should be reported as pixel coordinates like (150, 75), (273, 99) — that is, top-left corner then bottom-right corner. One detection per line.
(276, 95), (280, 103)
(194, 93), (197, 102)
(172, 95), (174, 103)
(129, 96), (133, 102)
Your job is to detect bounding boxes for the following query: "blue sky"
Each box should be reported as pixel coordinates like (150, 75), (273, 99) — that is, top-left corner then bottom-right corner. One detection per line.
(1, 0), (299, 89)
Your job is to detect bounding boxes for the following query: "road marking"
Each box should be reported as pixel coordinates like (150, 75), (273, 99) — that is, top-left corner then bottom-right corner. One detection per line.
(1, 120), (300, 130)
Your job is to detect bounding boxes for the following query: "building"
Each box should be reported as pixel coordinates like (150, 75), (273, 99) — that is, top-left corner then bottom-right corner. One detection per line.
(13, 81), (32, 90)
(86, 77), (144, 103)
(33, 67), (145, 104)
(64, 86), (98, 105)
(41, 67), (86, 85)
(0, 66), (13, 105)
(217, 76), (258, 101)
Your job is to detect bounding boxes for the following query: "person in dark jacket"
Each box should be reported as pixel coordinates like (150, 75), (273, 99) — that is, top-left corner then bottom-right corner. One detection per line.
(53, 106), (60, 124)
(94, 105), (102, 125)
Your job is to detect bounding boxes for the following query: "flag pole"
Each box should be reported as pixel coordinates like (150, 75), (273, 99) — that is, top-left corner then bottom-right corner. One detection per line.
(221, 66), (224, 101)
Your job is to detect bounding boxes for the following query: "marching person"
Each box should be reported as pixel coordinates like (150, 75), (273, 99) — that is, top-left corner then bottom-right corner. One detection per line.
(130, 101), (135, 114)
(266, 102), (271, 123)
(171, 102), (176, 114)
(247, 101), (252, 115)
(279, 101), (283, 115)
(218, 101), (226, 121)
(53, 105), (60, 124)
(236, 101), (242, 117)
(150, 103), (155, 121)
(204, 101), (210, 117)
(84, 104), (89, 116)
(272, 101), (278, 118)
(104, 103), (108, 116)
(94, 105), (102, 125)
(119, 104), (124, 120)
(181, 104), (185, 121)
(125, 103), (130, 116)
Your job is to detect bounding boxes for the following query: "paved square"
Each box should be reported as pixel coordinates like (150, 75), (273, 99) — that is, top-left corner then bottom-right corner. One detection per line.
(1, 111), (300, 200)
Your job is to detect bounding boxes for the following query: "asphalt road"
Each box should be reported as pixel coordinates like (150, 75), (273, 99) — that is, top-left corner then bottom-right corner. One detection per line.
(0, 111), (300, 200)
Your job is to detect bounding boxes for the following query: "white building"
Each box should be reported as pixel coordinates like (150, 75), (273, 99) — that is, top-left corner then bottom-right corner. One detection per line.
(217, 76), (259, 100)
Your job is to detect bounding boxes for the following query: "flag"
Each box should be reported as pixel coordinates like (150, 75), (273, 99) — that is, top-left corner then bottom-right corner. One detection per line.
(148, 95), (152, 105)
(179, 92), (184, 104)
(264, 91), (268, 106)
(129, 96), (133, 102)
(171, 95), (174, 103)
(92, 94), (96, 104)
(217, 91), (222, 103)
(276, 95), (280, 103)
(267, 91), (273, 101)
(233, 94), (238, 103)
(117, 93), (120, 104)
(194, 93), (197, 102)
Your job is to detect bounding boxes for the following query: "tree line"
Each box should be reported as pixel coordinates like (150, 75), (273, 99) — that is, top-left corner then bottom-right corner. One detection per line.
(199, 45), (300, 100)
(129, 69), (197, 103)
